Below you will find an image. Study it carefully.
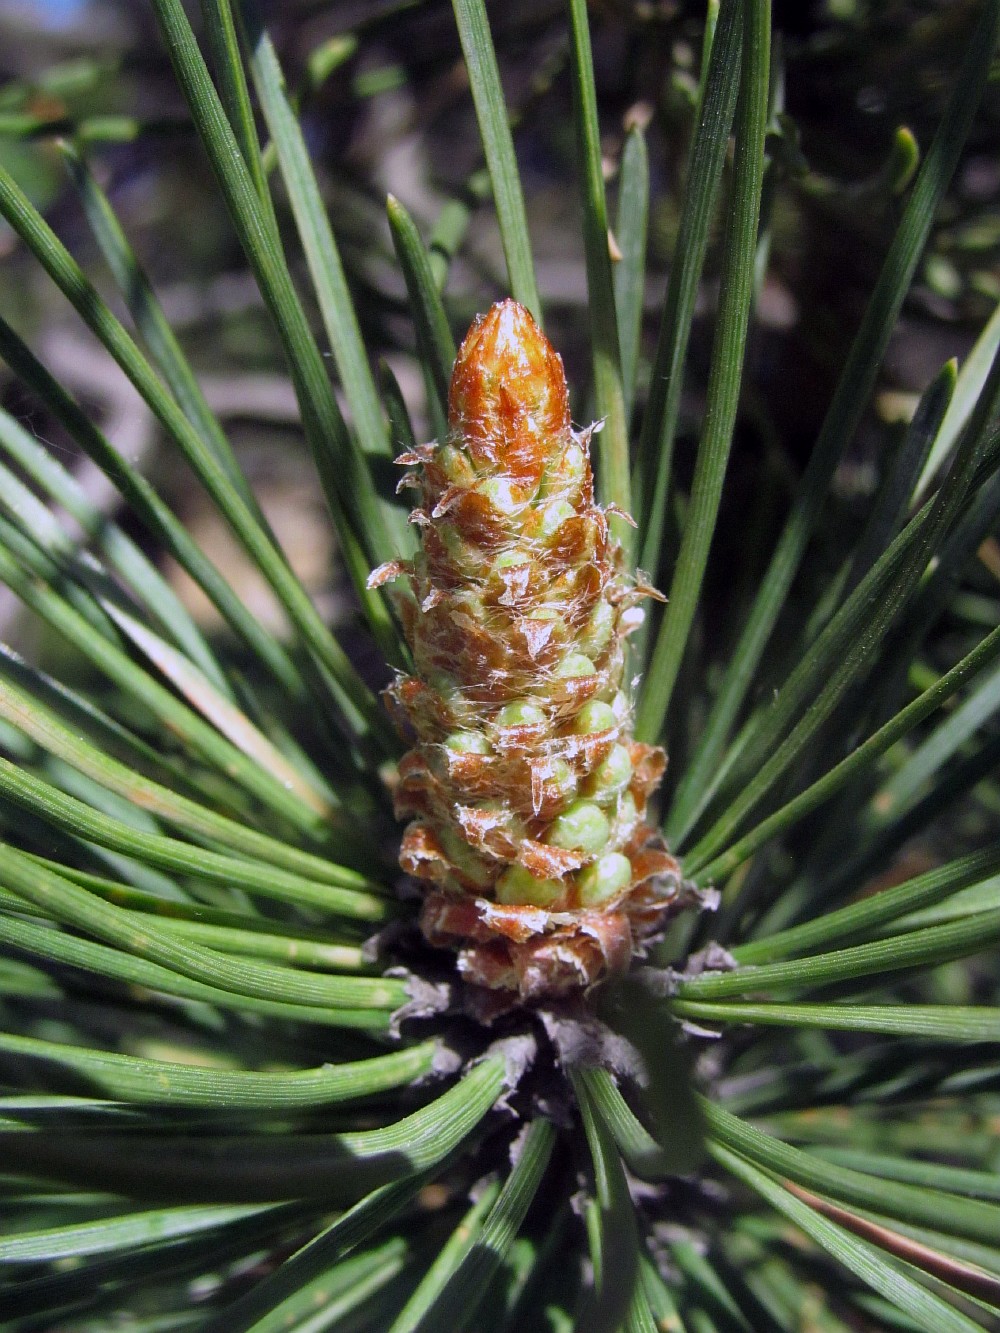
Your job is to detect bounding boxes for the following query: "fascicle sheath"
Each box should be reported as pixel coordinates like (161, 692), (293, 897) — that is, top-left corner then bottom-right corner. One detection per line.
(371, 300), (689, 997)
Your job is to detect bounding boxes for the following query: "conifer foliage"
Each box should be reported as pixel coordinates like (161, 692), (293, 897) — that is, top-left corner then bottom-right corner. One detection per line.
(1, 0), (1000, 1328)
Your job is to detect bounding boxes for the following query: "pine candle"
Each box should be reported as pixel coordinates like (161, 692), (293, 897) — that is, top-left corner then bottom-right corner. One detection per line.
(370, 300), (687, 997)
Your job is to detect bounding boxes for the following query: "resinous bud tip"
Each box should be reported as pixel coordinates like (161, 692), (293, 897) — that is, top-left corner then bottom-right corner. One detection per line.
(447, 299), (570, 485)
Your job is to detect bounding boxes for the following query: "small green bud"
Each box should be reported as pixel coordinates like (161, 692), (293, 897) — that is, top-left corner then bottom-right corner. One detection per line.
(577, 852), (632, 906)
(588, 743), (633, 798)
(477, 476), (520, 516)
(428, 670), (458, 700)
(555, 652), (596, 679)
(453, 589), (486, 620)
(617, 791), (638, 830)
(535, 498), (575, 540)
(440, 827), (492, 888)
(572, 699), (617, 734)
(540, 441), (586, 496)
(441, 525), (478, 569)
(544, 800), (610, 853)
(560, 442), (587, 483)
(543, 758), (578, 801)
(438, 444), (475, 484)
(444, 731), (491, 755)
(578, 599), (616, 658)
(496, 865), (564, 907)
(496, 700), (546, 727)
(493, 549), (529, 573)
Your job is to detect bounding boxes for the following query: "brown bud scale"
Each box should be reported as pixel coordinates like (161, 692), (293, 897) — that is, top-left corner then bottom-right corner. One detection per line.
(371, 300), (689, 997)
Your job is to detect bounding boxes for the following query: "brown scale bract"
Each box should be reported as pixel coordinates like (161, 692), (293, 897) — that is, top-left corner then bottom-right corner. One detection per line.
(369, 299), (688, 998)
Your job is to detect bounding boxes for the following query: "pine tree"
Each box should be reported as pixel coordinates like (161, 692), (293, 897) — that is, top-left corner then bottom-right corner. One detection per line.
(1, 1), (1000, 1328)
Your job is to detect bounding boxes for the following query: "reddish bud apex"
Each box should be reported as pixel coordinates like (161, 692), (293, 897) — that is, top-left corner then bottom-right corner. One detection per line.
(447, 299), (570, 487)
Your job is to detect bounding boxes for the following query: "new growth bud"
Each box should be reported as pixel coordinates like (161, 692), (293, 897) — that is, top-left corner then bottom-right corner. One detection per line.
(373, 300), (687, 998)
